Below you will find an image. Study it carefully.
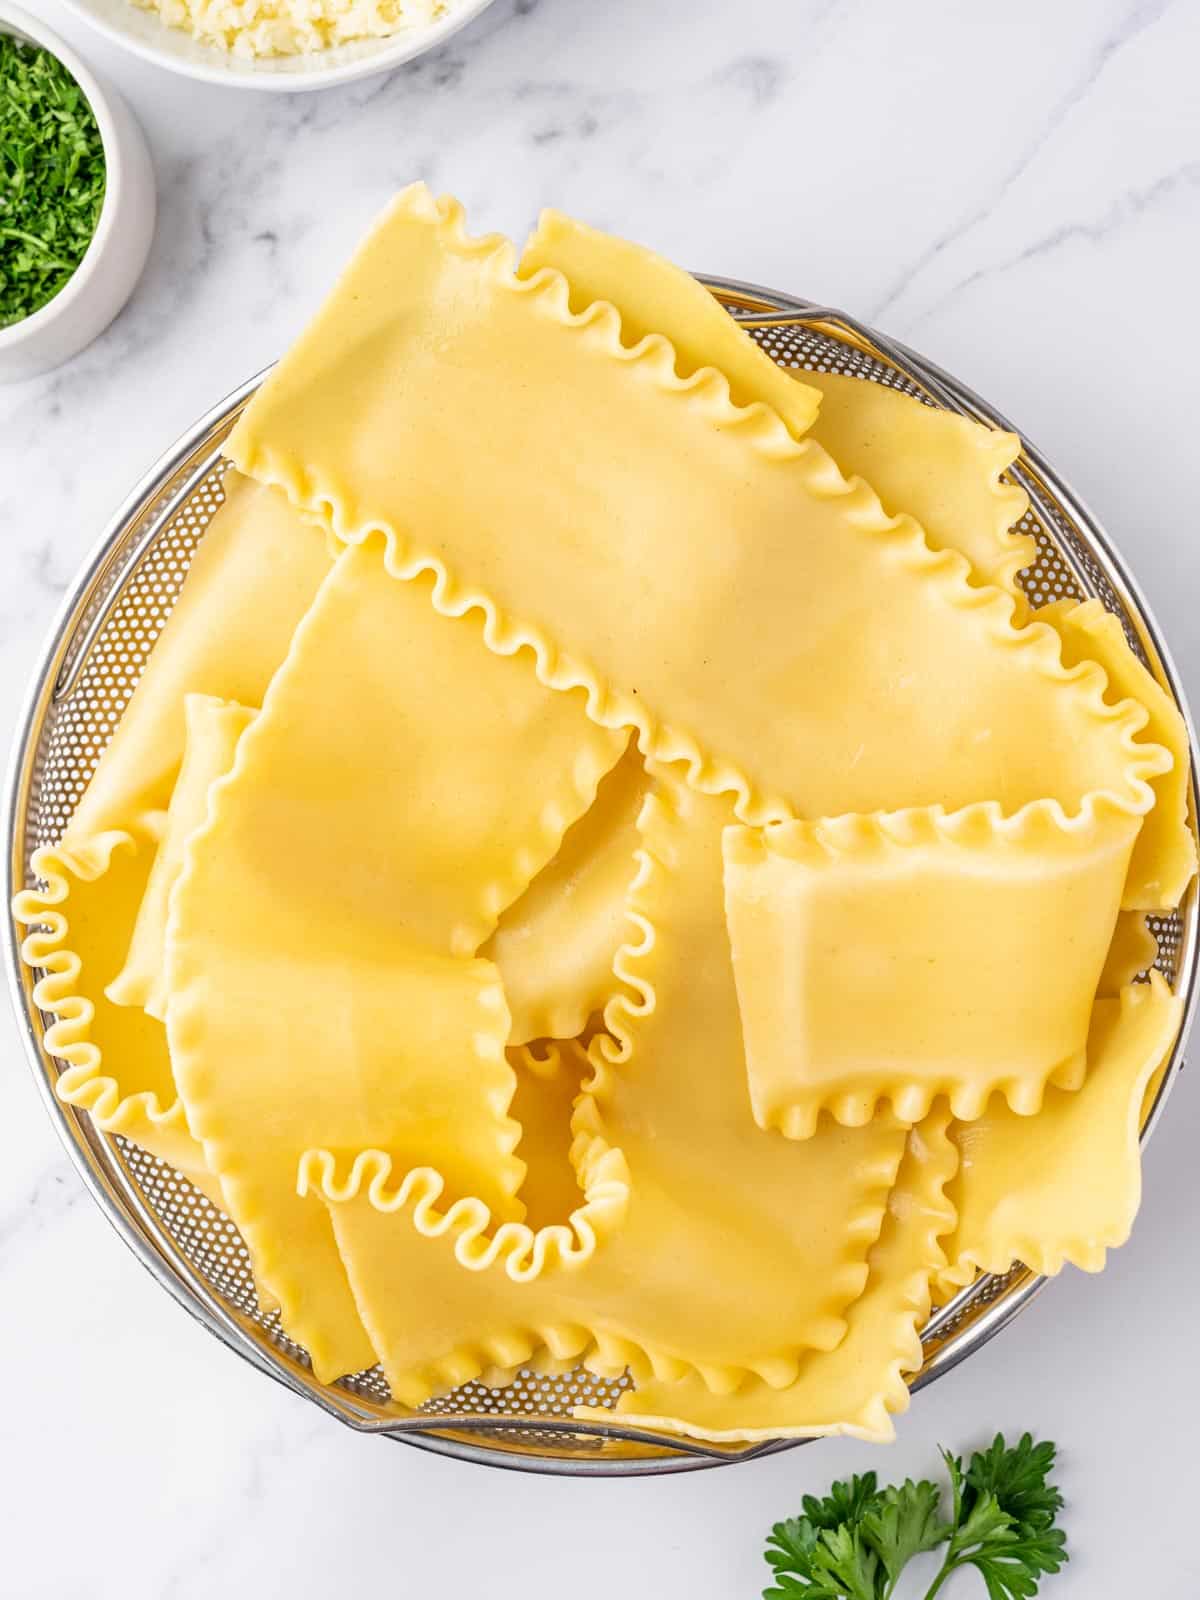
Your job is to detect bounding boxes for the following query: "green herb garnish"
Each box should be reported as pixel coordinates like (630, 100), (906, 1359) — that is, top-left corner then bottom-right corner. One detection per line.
(1, 32), (106, 328)
(764, 1433), (1067, 1600)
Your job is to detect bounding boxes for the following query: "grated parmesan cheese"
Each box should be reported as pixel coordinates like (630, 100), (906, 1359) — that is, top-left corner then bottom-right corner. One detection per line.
(131, 0), (451, 58)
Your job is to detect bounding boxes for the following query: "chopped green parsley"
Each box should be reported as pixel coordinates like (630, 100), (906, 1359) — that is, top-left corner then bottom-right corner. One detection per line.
(1, 32), (106, 329)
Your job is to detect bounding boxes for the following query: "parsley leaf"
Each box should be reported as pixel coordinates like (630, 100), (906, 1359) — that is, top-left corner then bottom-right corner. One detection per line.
(763, 1516), (880, 1600)
(0, 34), (106, 328)
(765, 1476), (884, 1599)
(817, 1525), (882, 1600)
(966, 1433), (1065, 1534)
(967, 1530), (1071, 1600)
(861, 1480), (951, 1586)
(801, 1473), (881, 1532)
(935, 1436), (1068, 1600)
(763, 1435), (1066, 1600)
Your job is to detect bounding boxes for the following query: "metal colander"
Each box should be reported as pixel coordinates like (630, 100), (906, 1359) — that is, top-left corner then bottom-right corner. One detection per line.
(5, 279), (1197, 1476)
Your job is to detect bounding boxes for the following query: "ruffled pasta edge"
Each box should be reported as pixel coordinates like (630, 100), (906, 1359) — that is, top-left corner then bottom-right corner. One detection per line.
(228, 182), (1169, 832)
(297, 1120), (631, 1286)
(961, 419), (1035, 600)
(13, 833), (196, 1148)
(13, 833), (281, 1314)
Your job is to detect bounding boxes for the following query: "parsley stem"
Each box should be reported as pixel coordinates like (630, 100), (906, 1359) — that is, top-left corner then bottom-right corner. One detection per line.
(921, 1556), (957, 1600)
(0, 225), (74, 267)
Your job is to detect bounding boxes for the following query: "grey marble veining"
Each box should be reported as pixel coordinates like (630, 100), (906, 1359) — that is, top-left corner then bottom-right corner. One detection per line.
(2, 1), (1199, 1594)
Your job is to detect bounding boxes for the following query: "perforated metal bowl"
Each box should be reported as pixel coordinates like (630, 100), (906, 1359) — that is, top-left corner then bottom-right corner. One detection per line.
(6, 279), (1198, 1475)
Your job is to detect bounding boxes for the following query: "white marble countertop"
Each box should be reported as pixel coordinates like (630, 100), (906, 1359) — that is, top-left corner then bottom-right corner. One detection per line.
(3, 1), (1199, 1594)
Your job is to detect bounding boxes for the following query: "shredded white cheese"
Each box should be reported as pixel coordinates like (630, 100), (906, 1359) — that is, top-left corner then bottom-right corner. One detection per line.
(131, 0), (451, 58)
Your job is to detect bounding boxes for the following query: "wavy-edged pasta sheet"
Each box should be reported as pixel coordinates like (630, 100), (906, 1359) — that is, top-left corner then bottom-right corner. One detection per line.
(181, 539), (622, 962)
(1041, 598), (1196, 909)
(109, 695), (256, 1019)
(484, 743), (647, 1044)
(798, 371), (1033, 599)
(518, 208), (821, 440)
(724, 806), (1138, 1135)
(303, 768), (909, 1405)
(228, 183), (1163, 833)
(935, 975), (1181, 1299)
(579, 1108), (958, 1443)
(164, 537), (628, 1379)
(67, 471), (331, 847)
(1099, 911), (1158, 997)
(12, 831), (217, 1205)
(519, 211), (1033, 599)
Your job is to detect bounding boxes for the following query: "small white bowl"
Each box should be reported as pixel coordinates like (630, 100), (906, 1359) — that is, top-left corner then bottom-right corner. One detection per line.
(57, 0), (500, 92)
(0, 4), (155, 384)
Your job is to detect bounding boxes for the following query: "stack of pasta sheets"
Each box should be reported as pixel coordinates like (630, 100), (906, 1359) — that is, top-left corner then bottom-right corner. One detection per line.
(16, 184), (1195, 1445)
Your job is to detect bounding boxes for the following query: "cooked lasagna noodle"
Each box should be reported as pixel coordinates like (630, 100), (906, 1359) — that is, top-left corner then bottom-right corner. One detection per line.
(15, 185), (1193, 1445)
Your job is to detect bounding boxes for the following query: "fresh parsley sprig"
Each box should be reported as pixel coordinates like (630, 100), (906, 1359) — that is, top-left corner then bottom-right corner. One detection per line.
(0, 33), (106, 328)
(764, 1434), (1067, 1600)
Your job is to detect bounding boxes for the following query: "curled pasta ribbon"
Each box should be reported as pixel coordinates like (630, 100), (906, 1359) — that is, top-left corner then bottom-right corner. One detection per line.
(297, 1042), (641, 1407)
(723, 801), (1141, 1136)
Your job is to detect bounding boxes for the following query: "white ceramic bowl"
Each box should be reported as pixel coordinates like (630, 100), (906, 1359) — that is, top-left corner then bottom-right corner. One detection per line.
(0, 5), (155, 384)
(57, 0), (500, 91)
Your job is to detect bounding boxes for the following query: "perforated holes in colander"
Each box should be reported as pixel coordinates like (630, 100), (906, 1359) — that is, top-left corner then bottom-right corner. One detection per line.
(29, 466), (230, 861)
